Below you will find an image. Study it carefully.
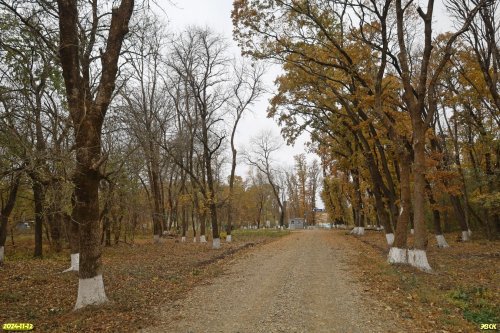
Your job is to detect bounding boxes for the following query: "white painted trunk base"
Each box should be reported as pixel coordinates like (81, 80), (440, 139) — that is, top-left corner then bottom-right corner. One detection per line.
(385, 233), (394, 246)
(153, 235), (160, 243)
(435, 234), (449, 248)
(181, 236), (186, 242)
(462, 230), (472, 241)
(350, 227), (365, 235)
(212, 238), (221, 249)
(200, 235), (207, 243)
(63, 253), (79, 272)
(408, 249), (432, 271)
(388, 247), (407, 264)
(0, 246), (4, 263)
(193, 237), (197, 243)
(74, 275), (108, 310)
(226, 235), (232, 242)
(410, 228), (414, 235)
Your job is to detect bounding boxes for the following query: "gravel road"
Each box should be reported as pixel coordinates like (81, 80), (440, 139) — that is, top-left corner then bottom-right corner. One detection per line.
(142, 230), (402, 333)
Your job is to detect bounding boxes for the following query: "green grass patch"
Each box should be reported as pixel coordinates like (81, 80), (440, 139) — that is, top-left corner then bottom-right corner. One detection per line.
(448, 286), (499, 324)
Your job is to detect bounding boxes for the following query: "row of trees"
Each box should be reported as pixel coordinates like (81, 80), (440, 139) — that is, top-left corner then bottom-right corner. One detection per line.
(0, 0), (323, 310)
(232, 0), (499, 270)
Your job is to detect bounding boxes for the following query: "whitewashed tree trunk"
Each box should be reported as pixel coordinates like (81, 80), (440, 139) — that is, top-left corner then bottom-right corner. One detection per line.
(193, 237), (197, 243)
(388, 247), (407, 264)
(410, 228), (414, 235)
(153, 234), (160, 243)
(385, 233), (394, 246)
(226, 234), (232, 242)
(181, 236), (186, 242)
(200, 235), (207, 243)
(350, 227), (365, 235)
(212, 238), (220, 249)
(74, 275), (108, 310)
(63, 253), (79, 272)
(435, 234), (450, 248)
(462, 230), (472, 241)
(407, 249), (432, 271)
(0, 246), (4, 264)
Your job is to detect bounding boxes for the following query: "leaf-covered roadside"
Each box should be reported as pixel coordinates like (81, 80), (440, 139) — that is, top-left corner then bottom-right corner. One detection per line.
(0, 231), (288, 332)
(347, 230), (499, 333)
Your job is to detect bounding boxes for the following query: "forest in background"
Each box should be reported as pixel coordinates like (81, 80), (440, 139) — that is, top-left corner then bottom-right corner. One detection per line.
(0, 0), (498, 314)
(0, 0), (325, 309)
(232, 0), (499, 267)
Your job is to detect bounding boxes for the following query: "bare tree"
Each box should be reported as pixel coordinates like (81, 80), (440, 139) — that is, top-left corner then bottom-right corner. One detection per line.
(245, 130), (286, 227)
(120, 13), (171, 242)
(226, 61), (265, 241)
(307, 159), (321, 226)
(164, 27), (230, 248)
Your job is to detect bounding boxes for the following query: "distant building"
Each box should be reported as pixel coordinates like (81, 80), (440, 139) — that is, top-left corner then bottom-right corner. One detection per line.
(288, 218), (305, 230)
(15, 220), (34, 231)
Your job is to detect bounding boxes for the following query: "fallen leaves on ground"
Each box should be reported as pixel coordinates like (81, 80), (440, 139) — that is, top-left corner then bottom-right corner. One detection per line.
(345, 230), (499, 333)
(0, 230), (288, 332)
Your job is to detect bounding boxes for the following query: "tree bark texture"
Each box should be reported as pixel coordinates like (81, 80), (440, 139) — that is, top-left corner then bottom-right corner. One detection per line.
(57, 0), (134, 308)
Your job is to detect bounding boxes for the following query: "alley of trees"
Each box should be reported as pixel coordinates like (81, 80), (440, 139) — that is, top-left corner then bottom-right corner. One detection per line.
(233, 0), (499, 266)
(0, 0), (324, 309)
(0, 0), (498, 311)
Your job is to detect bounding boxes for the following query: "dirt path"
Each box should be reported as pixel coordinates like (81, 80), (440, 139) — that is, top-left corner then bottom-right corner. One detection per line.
(142, 230), (402, 333)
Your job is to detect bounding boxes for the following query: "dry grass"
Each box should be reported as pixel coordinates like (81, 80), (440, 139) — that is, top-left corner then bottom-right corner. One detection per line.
(344, 229), (499, 333)
(0, 230), (289, 332)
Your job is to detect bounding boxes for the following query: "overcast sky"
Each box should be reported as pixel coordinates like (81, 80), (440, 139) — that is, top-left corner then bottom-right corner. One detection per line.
(154, 1), (455, 209)
(155, 1), (315, 176)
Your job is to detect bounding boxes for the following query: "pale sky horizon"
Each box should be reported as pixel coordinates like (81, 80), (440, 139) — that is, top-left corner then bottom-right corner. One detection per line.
(153, 0), (456, 210)
(155, 0), (319, 200)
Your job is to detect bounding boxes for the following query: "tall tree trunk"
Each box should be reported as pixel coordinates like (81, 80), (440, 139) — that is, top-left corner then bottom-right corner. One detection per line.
(426, 181), (449, 248)
(48, 184), (63, 253)
(105, 218), (111, 247)
(389, 151), (411, 264)
(49, 212), (62, 253)
(32, 181), (45, 258)
(181, 207), (187, 242)
(191, 205), (197, 242)
(200, 211), (207, 243)
(350, 169), (365, 235)
(150, 160), (163, 243)
(72, 128), (107, 308)
(0, 173), (21, 265)
(57, 0), (134, 309)
(63, 202), (80, 273)
(409, 124), (431, 270)
(201, 108), (220, 248)
(226, 128), (238, 242)
(450, 195), (471, 241)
